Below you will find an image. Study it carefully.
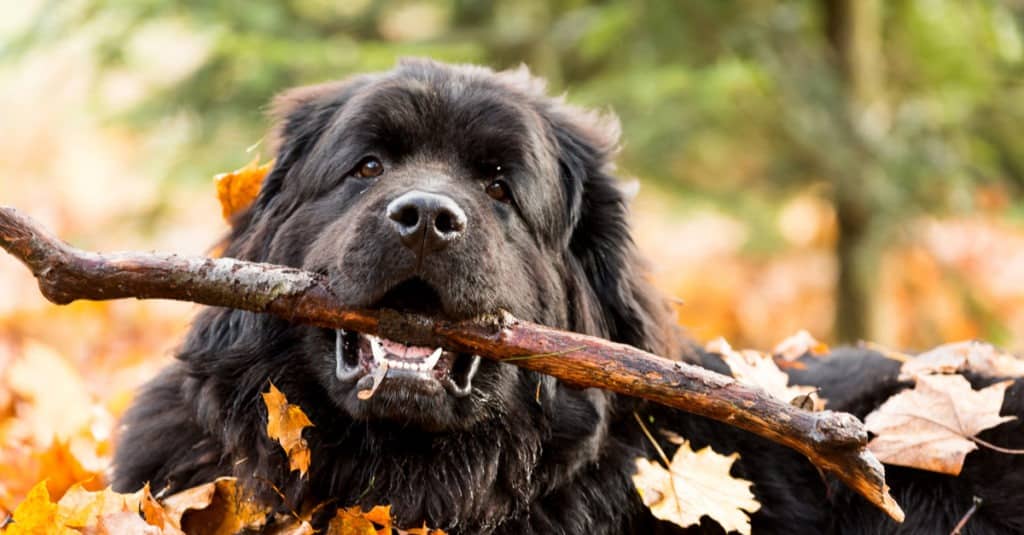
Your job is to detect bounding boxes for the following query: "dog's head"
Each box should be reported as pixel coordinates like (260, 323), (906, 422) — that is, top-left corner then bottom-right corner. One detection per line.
(220, 59), (673, 432)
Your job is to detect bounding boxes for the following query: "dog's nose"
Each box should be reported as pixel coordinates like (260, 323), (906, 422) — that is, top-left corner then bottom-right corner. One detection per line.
(386, 191), (467, 253)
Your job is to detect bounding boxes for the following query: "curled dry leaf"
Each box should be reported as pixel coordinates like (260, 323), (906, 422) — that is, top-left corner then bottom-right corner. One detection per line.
(632, 440), (760, 535)
(162, 477), (269, 535)
(773, 330), (829, 362)
(262, 382), (314, 475)
(706, 338), (821, 409)
(214, 156), (274, 220)
(865, 374), (1016, 475)
(899, 340), (1024, 381)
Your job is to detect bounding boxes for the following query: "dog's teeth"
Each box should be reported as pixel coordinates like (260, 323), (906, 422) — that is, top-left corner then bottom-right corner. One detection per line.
(369, 335), (386, 363)
(424, 347), (443, 369)
(335, 329), (361, 381)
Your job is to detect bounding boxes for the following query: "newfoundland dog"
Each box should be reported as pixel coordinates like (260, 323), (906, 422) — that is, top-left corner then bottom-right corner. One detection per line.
(113, 59), (1024, 534)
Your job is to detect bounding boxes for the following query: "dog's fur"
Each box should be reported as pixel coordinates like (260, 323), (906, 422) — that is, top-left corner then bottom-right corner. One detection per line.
(113, 59), (1024, 534)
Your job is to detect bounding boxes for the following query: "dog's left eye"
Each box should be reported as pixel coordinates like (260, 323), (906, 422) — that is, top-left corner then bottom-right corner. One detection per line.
(353, 157), (384, 179)
(485, 180), (512, 202)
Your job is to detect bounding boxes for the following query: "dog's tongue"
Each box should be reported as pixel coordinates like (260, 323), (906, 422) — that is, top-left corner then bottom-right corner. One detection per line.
(380, 338), (434, 360)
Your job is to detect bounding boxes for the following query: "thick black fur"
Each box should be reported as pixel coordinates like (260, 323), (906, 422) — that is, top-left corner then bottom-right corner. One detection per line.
(113, 59), (1024, 534)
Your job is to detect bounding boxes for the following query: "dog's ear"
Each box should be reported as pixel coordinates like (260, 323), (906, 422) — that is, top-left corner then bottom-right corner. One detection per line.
(223, 77), (371, 260)
(548, 105), (677, 357)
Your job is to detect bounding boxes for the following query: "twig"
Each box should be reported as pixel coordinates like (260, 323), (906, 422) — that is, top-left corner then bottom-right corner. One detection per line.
(950, 496), (982, 535)
(0, 205), (904, 522)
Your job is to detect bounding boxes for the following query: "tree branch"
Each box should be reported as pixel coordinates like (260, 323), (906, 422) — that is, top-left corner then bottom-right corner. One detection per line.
(0, 205), (903, 522)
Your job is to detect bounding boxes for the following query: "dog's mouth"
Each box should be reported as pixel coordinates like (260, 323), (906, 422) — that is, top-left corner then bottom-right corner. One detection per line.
(334, 279), (482, 399)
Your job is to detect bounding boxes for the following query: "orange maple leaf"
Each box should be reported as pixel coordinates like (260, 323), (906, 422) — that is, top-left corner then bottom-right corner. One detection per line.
(214, 156), (274, 220)
(262, 382), (314, 475)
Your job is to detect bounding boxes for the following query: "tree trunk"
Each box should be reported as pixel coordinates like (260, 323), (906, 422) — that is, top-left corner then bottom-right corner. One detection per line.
(823, 0), (885, 343)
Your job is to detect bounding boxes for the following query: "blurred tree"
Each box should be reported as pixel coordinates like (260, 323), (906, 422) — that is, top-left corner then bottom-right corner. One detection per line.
(4, 0), (1023, 344)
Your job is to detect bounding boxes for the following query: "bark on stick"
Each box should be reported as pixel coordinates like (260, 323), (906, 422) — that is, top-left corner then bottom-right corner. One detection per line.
(0, 205), (903, 522)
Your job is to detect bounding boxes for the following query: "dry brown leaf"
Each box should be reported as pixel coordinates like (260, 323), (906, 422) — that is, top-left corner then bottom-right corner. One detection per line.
(162, 477), (269, 535)
(215, 156), (274, 220)
(87, 511), (162, 534)
(706, 338), (820, 408)
(55, 484), (134, 528)
(899, 340), (1024, 381)
(262, 383), (314, 475)
(632, 440), (760, 535)
(139, 483), (184, 535)
(773, 330), (829, 361)
(865, 374), (1016, 475)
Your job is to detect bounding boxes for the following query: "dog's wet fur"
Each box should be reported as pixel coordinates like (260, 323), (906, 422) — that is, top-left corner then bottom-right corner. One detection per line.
(114, 59), (1024, 534)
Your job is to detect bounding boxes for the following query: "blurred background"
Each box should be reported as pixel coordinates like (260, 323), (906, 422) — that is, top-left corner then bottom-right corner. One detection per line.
(1, 0), (1023, 517)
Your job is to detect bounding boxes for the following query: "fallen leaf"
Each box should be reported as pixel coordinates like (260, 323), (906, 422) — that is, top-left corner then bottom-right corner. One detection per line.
(87, 511), (162, 534)
(707, 338), (820, 407)
(865, 374), (1016, 475)
(262, 383), (314, 475)
(139, 483), (180, 533)
(55, 484), (134, 528)
(773, 330), (829, 361)
(3, 481), (76, 535)
(162, 477), (269, 535)
(327, 506), (380, 535)
(325, 505), (447, 535)
(632, 440), (760, 535)
(214, 156), (274, 220)
(899, 340), (1024, 381)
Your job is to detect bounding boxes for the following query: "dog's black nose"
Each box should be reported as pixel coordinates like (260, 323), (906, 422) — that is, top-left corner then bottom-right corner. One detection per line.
(386, 191), (467, 253)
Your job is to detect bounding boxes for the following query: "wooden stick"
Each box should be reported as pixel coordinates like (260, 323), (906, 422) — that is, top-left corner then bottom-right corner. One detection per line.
(0, 205), (903, 522)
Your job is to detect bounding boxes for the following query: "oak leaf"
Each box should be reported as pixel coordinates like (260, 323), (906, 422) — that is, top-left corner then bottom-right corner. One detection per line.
(262, 382), (314, 475)
(632, 440), (760, 535)
(214, 156), (274, 220)
(865, 374), (1016, 475)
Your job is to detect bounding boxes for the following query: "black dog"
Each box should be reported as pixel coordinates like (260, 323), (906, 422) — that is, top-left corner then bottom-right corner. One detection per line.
(113, 59), (1024, 534)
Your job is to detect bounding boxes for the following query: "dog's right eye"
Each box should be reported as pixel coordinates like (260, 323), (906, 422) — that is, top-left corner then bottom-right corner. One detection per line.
(353, 157), (384, 179)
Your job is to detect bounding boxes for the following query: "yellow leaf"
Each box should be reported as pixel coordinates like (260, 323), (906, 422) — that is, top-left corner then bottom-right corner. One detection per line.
(4, 481), (75, 535)
(327, 507), (379, 535)
(632, 440), (760, 535)
(214, 156), (274, 220)
(865, 374), (1016, 475)
(262, 383), (314, 475)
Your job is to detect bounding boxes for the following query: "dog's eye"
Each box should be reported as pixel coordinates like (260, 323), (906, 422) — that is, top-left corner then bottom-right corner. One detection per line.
(354, 157), (384, 179)
(485, 180), (512, 202)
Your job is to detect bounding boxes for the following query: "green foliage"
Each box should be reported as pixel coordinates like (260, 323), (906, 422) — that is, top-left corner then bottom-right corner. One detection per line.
(5, 0), (1024, 340)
